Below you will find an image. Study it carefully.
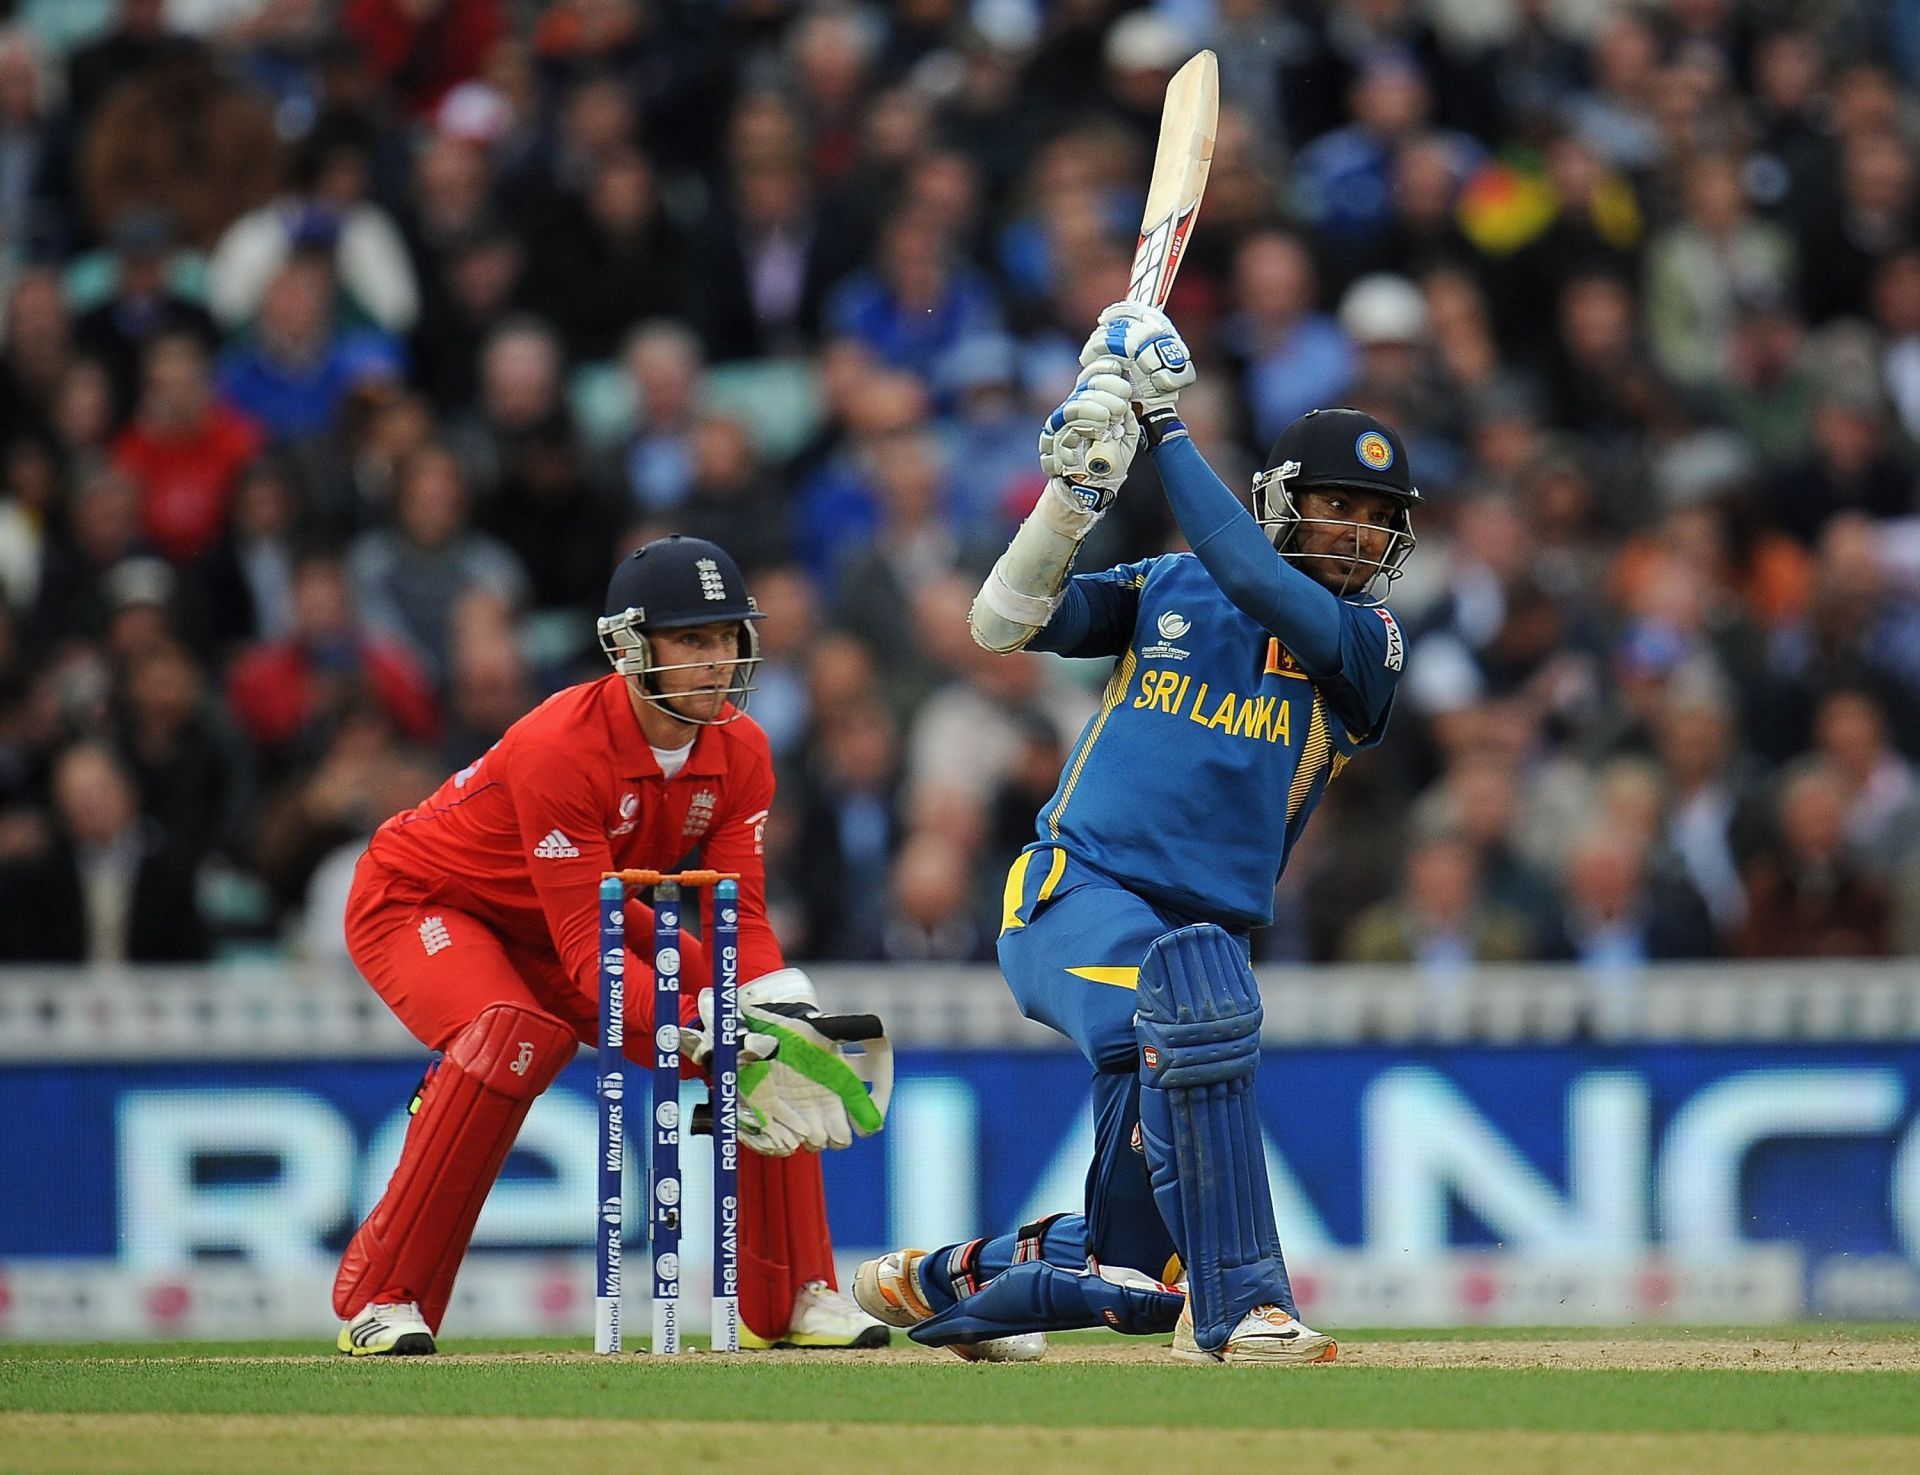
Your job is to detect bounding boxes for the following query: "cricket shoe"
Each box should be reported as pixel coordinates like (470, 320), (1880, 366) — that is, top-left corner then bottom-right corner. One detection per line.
(1170, 1300), (1337, 1365)
(853, 1248), (1046, 1363)
(739, 1279), (892, 1349)
(336, 1301), (436, 1357)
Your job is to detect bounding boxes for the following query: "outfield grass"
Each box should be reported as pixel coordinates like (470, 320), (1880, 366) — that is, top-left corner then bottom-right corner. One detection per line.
(3, 1327), (1917, 1475)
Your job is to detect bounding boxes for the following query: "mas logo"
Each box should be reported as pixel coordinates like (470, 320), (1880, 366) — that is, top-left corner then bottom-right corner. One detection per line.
(1355, 430), (1395, 471)
(1375, 607), (1404, 671)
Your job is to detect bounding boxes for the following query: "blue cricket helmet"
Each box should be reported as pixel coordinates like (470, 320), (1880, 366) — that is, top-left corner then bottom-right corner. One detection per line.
(598, 536), (765, 721)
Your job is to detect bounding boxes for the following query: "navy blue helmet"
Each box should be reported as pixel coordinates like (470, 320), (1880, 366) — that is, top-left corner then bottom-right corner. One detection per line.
(1250, 408), (1420, 598)
(598, 536), (764, 721)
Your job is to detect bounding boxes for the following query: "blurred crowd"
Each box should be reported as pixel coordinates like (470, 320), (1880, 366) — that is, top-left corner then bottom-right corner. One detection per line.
(3, 0), (1920, 974)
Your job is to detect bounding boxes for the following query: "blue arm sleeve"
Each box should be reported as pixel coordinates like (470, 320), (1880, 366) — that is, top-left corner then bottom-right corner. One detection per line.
(1154, 434), (1401, 734)
(1029, 560), (1149, 659)
(1152, 435), (1344, 671)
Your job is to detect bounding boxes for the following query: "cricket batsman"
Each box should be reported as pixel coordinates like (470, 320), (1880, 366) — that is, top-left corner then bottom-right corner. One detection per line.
(854, 302), (1418, 1363)
(334, 535), (891, 1355)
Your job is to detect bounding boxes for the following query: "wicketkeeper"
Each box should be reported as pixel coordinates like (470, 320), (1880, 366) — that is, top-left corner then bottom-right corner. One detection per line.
(335, 536), (891, 1355)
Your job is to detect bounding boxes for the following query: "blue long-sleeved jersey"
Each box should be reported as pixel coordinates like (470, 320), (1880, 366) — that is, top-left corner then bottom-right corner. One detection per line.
(1029, 434), (1404, 928)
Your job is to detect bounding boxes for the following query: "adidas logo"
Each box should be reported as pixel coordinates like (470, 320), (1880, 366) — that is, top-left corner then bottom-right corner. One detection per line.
(533, 829), (580, 859)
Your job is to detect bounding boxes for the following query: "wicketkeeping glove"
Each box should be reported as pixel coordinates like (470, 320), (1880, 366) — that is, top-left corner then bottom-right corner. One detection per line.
(684, 969), (892, 1156)
(1078, 302), (1196, 421)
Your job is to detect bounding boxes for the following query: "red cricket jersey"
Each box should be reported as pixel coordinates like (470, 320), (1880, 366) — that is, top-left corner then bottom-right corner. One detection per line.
(360, 673), (784, 999)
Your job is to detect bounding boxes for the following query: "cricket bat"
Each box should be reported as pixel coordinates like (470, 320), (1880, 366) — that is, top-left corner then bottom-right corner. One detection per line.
(1087, 49), (1218, 476)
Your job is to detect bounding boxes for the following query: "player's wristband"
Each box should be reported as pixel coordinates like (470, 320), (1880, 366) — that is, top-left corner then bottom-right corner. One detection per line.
(1140, 409), (1189, 451)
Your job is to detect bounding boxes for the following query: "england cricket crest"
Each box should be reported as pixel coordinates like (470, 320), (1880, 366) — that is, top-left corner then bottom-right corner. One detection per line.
(683, 790), (717, 839)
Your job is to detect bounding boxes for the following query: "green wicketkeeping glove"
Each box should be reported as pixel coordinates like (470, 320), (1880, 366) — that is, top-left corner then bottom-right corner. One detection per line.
(689, 969), (892, 1156)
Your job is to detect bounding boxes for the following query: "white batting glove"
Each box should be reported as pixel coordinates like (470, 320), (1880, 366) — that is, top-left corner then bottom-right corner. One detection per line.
(1038, 369), (1138, 502)
(1078, 302), (1196, 419)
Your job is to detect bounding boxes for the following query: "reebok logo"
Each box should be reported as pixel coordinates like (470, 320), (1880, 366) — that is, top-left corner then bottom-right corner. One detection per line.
(533, 829), (581, 859)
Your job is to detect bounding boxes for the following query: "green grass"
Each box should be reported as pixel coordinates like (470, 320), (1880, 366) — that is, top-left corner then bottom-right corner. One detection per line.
(5, 1330), (1919, 1475)
(2, 1328), (1918, 1437)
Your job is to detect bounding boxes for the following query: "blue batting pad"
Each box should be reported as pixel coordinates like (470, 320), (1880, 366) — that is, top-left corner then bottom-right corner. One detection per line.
(909, 1260), (1184, 1346)
(1135, 923), (1295, 1352)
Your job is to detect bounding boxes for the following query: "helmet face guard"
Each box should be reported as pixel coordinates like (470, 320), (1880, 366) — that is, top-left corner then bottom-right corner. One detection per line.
(1252, 459), (1418, 600)
(596, 607), (764, 726)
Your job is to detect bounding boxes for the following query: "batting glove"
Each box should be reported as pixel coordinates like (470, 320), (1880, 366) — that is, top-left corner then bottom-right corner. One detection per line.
(1038, 368), (1138, 503)
(1078, 302), (1196, 422)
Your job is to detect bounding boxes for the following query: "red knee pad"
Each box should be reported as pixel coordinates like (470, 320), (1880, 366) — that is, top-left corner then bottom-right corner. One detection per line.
(334, 1003), (576, 1330)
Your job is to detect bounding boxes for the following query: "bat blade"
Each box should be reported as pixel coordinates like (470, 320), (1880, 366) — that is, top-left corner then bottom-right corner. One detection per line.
(1089, 49), (1218, 479)
(1127, 49), (1219, 309)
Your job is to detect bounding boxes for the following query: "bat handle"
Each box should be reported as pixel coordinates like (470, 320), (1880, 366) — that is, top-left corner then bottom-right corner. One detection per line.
(1087, 455), (1112, 476)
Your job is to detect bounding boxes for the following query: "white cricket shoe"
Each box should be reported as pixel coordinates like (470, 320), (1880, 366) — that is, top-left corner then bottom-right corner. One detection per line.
(852, 1248), (1046, 1363)
(1170, 1300), (1338, 1365)
(336, 1301), (436, 1357)
(740, 1279), (891, 1349)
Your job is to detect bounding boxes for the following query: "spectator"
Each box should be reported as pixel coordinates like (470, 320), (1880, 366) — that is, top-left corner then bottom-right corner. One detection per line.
(902, 574), (1093, 814)
(1800, 129), (1920, 325)
(50, 357), (119, 470)
(0, 266), (73, 450)
(1541, 824), (1717, 966)
(0, 437), (59, 614)
(111, 332), (264, 565)
(0, 741), (209, 962)
(437, 590), (533, 772)
(1813, 688), (1920, 871)
(879, 829), (993, 962)
(938, 333), (1037, 534)
(72, 209), (217, 424)
(614, 319), (705, 515)
(829, 429), (963, 658)
(1220, 230), (1355, 449)
(409, 218), (526, 415)
(532, 147), (691, 360)
(1653, 676), (1764, 939)
(1768, 383), (1915, 545)
(216, 250), (404, 442)
(1739, 761), (1892, 957)
(1643, 152), (1795, 390)
(206, 129), (420, 337)
(824, 207), (1002, 379)
(1338, 831), (1534, 973)
(347, 443), (528, 682)
(225, 550), (438, 761)
(215, 456), (301, 645)
(111, 636), (253, 868)
(694, 120), (860, 361)
(1717, 284), (1817, 469)
(672, 414), (792, 574)
(342, 0), (506, 118)
(0, 24), (73, 260)
(28, 467), (150, 650)
(1415, 754), (1559, 941)
(793, 697), (902, 960)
